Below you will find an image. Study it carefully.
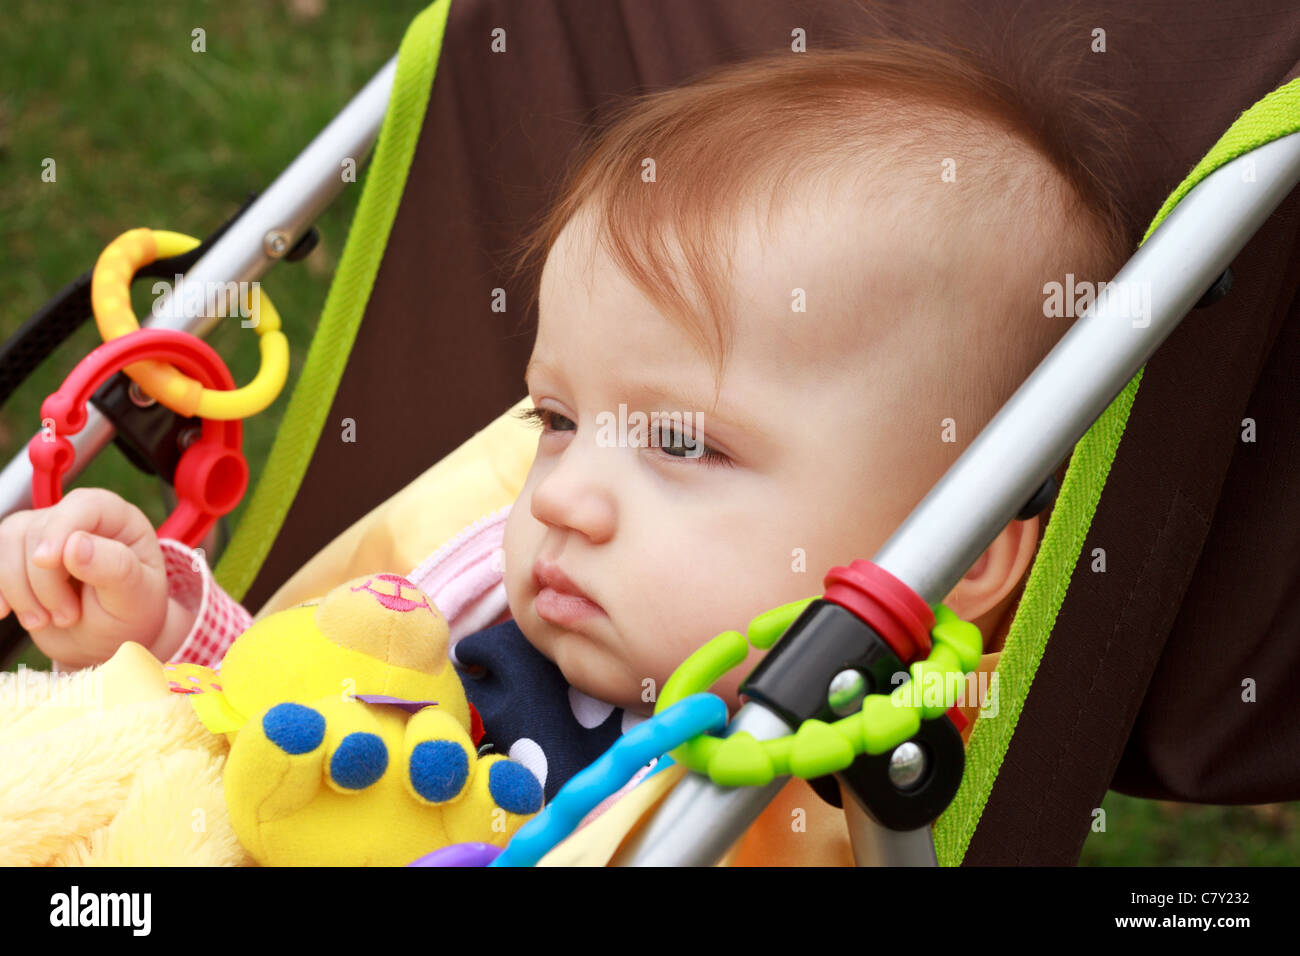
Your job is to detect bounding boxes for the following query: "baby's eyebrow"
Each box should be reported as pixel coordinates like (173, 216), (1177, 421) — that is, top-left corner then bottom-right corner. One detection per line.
(523, 356), (562, 386)
(526, 356), (750, 439)
(528, 358), (729, 420)
(624, 381), (747, 434)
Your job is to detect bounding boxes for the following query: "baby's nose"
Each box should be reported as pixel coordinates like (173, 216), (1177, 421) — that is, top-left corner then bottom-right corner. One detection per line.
(529, 476), (616, 545)
(528, 440), (618, 543)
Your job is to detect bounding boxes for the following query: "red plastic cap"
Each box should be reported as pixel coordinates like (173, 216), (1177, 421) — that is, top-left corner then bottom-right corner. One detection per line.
(822, 559), (934, 663)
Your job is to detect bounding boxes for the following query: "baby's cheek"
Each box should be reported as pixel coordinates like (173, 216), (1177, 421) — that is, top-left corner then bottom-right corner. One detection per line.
(501, 553), (524, 617)
(609, 641), (665, 716)
(638, 640), (711, 714)
(500, 521), (530, 615)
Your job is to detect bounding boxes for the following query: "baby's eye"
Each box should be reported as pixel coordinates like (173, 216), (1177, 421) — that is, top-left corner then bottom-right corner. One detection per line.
(654, 423), (732, 468)
(515, 406), (731, 467)
(515, 406), (575, 433)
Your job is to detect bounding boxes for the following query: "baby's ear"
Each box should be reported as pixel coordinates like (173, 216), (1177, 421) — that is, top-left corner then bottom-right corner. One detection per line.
(941, 515), (1040, 625)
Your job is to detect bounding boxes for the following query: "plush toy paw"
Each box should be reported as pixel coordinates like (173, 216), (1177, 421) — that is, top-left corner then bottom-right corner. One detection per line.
(403, 704), (543, 814)
(225, 695), (542, 866)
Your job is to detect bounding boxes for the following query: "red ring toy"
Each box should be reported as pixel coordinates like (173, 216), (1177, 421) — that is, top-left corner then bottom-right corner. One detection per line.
(822, 559), (935, 663)
(28, 328), (248, 549)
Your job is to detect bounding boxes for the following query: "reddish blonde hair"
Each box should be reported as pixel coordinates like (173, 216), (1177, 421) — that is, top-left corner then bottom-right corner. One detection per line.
(509, 29), (1134, 411)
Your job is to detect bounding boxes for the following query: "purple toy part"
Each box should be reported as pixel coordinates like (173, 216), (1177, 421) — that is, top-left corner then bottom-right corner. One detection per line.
(350, 694), (438, 714)
(408, 843), (502, 867)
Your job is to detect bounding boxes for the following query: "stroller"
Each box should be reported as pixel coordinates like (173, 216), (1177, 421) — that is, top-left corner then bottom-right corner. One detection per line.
(2, 0), (1298, 865)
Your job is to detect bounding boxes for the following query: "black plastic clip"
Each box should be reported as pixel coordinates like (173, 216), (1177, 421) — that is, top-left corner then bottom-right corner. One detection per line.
(739, 599), (965, 830)
(1016, 474), (1058, 521)
(1195, 267), (1233, 309)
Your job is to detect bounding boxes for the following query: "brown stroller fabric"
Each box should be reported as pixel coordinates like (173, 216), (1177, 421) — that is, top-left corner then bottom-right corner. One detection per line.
(242, 0), (1300, 863)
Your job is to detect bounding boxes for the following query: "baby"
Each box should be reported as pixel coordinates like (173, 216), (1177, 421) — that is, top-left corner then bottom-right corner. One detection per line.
(0, 38), (1128, 861)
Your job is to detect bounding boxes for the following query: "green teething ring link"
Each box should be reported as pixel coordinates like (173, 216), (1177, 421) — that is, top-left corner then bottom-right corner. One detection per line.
(656, 598), (983, 787)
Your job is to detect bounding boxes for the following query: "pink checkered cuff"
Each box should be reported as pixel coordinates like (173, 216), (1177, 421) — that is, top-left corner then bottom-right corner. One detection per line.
(158, 538), (254, 669)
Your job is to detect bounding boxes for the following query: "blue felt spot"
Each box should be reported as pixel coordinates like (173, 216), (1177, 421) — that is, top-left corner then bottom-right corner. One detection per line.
(263, 703), (325, 755)
(409, 740), (469, 802)
(329, 732), (388, 789)
(489, 760), (544, 815)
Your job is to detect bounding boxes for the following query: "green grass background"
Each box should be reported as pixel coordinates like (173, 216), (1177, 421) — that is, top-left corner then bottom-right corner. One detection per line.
(1, 0), (1295, 866)
(0, 0), (420, 545)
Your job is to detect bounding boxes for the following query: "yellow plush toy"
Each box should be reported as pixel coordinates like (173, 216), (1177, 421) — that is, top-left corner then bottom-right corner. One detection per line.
(0, 642), (243, 866)
(0, 573), (542, 867)
(182, 572), (543, 866)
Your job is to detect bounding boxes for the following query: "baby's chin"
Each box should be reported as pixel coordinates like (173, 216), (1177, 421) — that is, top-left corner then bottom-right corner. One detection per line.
(513, 607), (653, 712)
(506, 598), (552, 660)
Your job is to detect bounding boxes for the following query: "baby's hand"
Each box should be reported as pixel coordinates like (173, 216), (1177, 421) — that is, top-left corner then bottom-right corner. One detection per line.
(0, 487), (170, 668)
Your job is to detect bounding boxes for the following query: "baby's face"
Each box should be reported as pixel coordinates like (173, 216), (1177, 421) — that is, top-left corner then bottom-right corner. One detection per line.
(503, 198), (950, 716)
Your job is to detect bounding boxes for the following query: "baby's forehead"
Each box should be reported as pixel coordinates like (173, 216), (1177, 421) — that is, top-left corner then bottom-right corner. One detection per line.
(727, 143), (1070, 334)
(541, 132), (1073, 393)
(719, 187), (944, 361)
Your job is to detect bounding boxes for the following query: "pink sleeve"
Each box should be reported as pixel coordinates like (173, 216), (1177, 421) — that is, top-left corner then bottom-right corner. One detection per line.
(407, 503), (512, 645)
(158, 538), (254, 669)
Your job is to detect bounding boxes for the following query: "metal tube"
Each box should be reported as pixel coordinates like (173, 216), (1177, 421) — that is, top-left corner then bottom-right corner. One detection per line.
(610, 703), (792, 866)
(842, 796), (938, 866)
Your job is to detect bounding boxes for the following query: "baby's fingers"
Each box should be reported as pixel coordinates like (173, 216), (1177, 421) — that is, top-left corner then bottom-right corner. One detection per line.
(0, 514), (52, 630)
(24, 522), (82, 629)
(0, 551), (48, 631)
(30, 487), (153, 570)
(62, 532), (148, 621)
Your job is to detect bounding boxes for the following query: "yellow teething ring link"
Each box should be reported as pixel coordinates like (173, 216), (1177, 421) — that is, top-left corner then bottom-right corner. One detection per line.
(90, 228), (289, 420)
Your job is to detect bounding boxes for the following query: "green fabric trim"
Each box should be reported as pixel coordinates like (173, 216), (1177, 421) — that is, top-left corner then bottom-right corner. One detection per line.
(213, 0), (451, 601)
(934, 77), (1300, 866)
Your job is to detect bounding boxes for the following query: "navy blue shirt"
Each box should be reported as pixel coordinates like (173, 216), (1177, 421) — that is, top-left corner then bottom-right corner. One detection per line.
(453, 619), (636, 803)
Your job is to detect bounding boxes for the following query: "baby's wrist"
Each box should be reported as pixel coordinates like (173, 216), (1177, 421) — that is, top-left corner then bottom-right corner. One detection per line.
(150, 596), (198, 662)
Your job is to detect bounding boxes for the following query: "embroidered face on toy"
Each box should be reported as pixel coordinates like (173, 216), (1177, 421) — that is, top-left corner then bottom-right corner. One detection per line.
(216, 572), (471, 733)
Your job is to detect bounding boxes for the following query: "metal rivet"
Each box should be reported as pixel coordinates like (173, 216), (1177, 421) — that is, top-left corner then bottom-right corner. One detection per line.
(888, 741), (927, 791)
(828, 668), (868, 717)
(127, 381), (156, 408)
(264, 230), (290, 258)
(178, 426), (201, 451)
